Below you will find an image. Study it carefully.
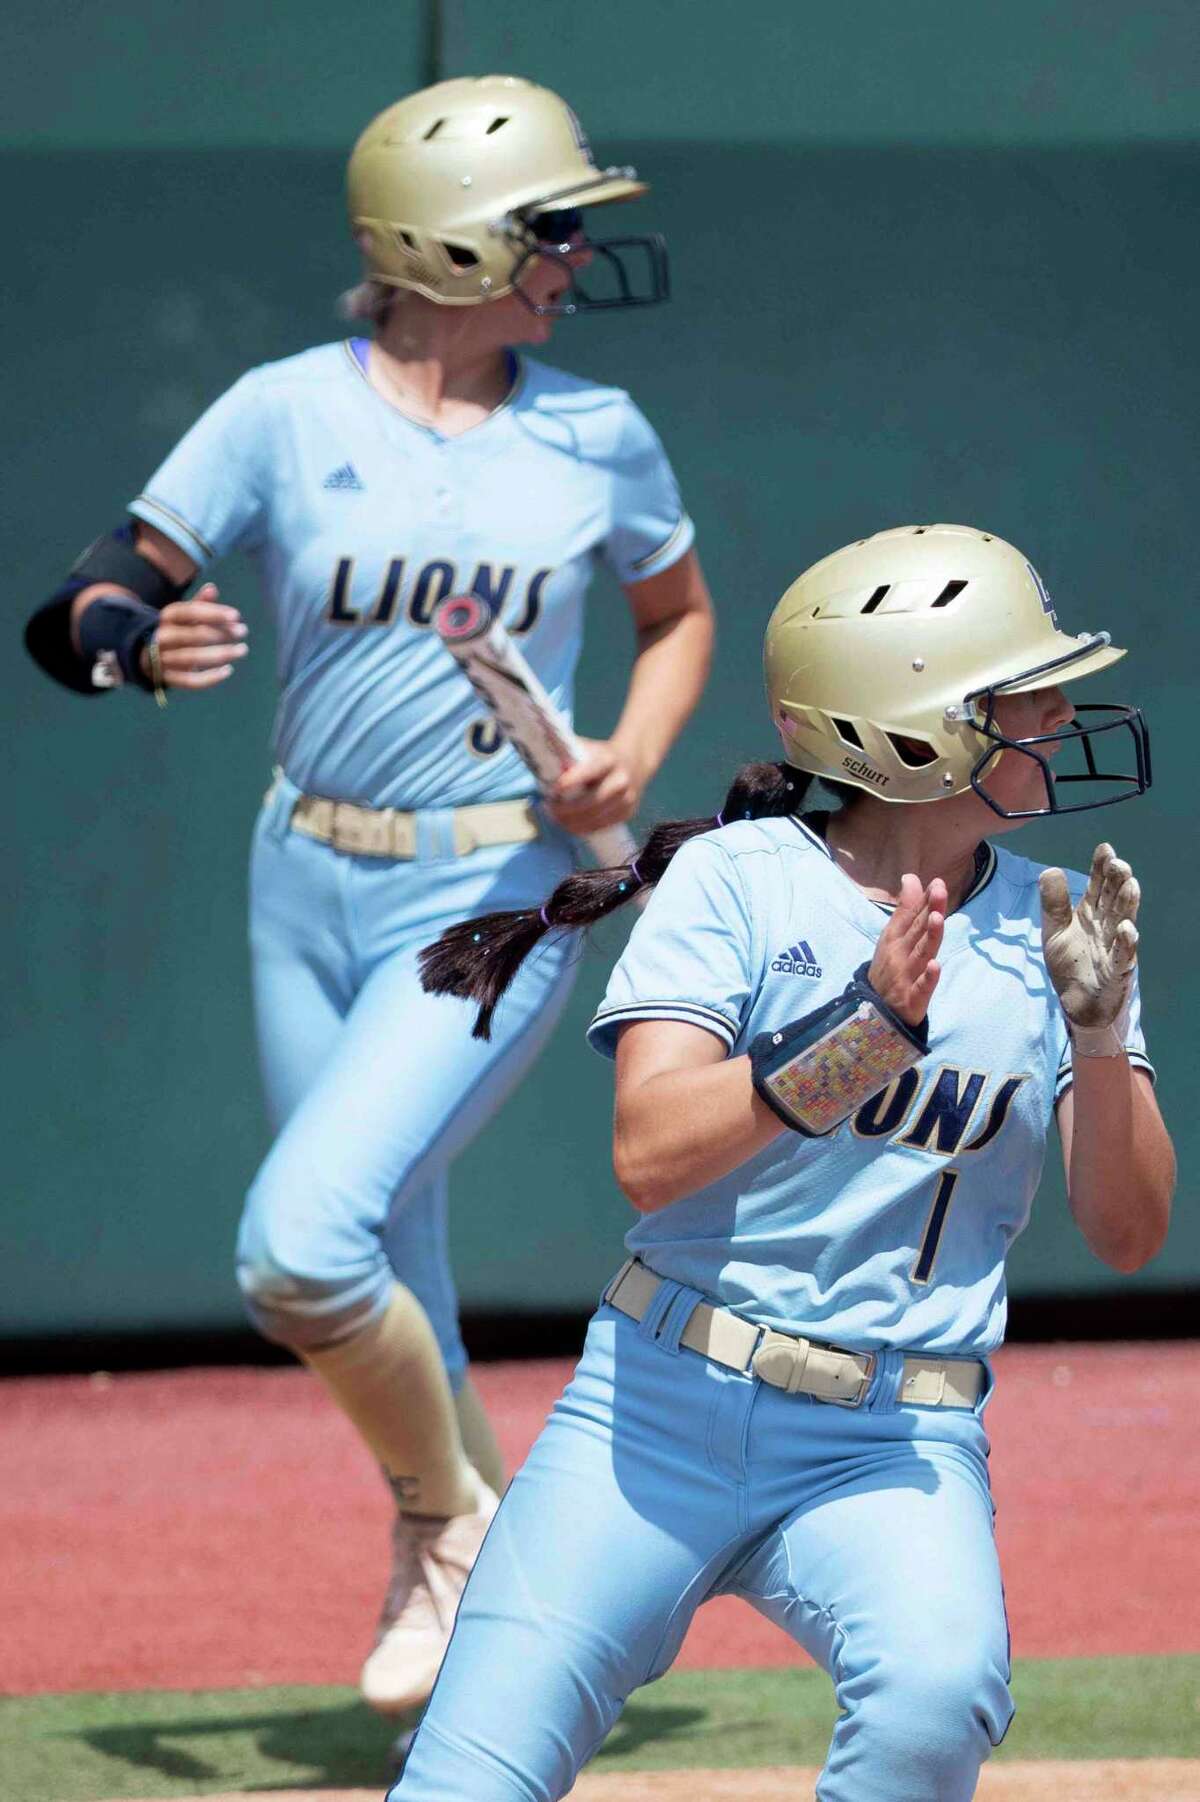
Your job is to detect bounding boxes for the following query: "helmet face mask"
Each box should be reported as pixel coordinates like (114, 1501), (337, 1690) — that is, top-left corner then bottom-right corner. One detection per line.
(347, 76), (669, 314)
(966, 690), (1152, 821)
(509, 227), (670, 317)
(764, 524), (1152, 820)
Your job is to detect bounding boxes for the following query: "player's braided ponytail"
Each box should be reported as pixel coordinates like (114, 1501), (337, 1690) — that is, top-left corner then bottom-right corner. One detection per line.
(419, 761), (813, 1040)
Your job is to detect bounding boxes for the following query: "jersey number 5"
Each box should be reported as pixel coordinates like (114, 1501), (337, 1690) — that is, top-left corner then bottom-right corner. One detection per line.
(912, 1168), (959, 1285)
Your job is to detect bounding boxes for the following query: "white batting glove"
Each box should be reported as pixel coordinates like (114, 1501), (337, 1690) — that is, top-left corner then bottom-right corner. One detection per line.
(1038, 843), (1140, 1058)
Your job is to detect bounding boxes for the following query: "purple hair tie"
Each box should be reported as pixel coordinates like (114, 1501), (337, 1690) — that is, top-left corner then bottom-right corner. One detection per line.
(539, 905), (551, 926)
(715, 811), (725, 827)
(630, 858), (643, 884)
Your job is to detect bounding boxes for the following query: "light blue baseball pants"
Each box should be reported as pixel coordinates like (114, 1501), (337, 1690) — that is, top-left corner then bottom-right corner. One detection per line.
(236, 772), (577, 1383)
(393, 1284), (1013, 1801)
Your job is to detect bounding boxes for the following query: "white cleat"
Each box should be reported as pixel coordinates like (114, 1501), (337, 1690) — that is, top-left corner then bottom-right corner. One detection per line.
(360, 1480), (500, 1715)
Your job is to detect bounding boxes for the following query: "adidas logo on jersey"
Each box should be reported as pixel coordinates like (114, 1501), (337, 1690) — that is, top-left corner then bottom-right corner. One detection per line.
(771, 939), (822, 978)
(322, 462), (365, 491)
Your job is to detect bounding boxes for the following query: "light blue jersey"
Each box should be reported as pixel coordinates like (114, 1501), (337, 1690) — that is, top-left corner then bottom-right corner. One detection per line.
(588, 815), (1152, 1357)
(129, 340), (693, 809)
(129, 335), (694, 1404)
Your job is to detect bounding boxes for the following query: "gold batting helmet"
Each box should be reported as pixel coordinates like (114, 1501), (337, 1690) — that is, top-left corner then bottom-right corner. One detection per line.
(764, 524), (1150, 818)
(347, 75), (667, 314)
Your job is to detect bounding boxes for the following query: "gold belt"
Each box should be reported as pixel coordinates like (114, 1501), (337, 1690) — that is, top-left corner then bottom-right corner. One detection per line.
(288, 790), (540, 859)
(604, 1259), (986, 1410)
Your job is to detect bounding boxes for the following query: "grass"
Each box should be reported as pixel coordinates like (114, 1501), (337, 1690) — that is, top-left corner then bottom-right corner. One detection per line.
(1, 1656), (1198, 1801)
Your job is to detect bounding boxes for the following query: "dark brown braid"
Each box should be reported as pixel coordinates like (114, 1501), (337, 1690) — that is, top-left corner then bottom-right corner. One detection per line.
(419, 761), (819, 1041)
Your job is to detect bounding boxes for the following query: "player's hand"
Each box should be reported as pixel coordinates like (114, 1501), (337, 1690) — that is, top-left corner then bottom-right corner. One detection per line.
(140, 586), (249, 691)
(867, 873), (946, 1027)
(1039, 844), (1139, 1030)
(546, 738), (646, 833)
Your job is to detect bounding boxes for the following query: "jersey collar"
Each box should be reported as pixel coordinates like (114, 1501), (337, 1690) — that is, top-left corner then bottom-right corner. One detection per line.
(788, 813), (998, 933)
(341, 340), (526, 441)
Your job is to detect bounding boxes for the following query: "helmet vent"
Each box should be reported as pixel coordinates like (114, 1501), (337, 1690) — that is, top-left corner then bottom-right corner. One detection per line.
(423, 118), (446, 141)
(395, 228), (418, 253)
(861, 585), (890, 614)
(931, 580), (968, 609)
(443, 241), (481, 269)
(486, 116), (510, 134)
(887, 733), (938, 769)
(832, 717), (864, 750)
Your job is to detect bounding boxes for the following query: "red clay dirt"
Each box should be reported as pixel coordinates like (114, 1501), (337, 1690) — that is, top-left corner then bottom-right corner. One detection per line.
(2, 1342), (1196, 1694)
(130, 1769), (1200, 1802)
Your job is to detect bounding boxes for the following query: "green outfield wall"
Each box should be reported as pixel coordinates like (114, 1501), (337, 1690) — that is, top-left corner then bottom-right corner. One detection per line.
(3, 3), (1197, 1340)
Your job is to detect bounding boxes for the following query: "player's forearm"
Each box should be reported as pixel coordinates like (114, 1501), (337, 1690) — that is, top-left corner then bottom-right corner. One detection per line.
(609, 602), (714, 787)
(614, 1056), (786, 1212)
(1066, 1061), (1174, 1271)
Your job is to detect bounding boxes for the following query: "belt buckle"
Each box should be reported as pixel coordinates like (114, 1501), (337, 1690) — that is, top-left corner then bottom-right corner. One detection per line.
(828, 1348), (876, 1408)
(751, 1328), (876, 1406)
(750, 1328), (811, 1394)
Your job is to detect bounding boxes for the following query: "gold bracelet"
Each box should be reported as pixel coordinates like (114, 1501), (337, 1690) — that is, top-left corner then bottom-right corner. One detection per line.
(146, 636), (168, 710)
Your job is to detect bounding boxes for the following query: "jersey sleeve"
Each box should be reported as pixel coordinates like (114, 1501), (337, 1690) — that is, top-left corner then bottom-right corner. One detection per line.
(587, 837), (753, 1057)
(1053, 966), (1155, 1100)
(128, 370), (268, 566)
(600, 397), (695, 586)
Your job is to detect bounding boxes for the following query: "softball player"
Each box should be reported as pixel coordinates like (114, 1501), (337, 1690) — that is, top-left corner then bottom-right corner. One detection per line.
(24, 76), (713, 1714)
(401, 524), (1173, 1801)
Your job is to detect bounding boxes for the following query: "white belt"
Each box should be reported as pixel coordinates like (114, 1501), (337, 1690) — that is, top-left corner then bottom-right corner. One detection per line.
(288, 790), (540, 859)
(604, 1259), (985, 1410)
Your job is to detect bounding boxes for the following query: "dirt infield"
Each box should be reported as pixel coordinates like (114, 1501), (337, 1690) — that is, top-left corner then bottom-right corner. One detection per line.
(131, 1764), (1200, 1801)
(3, 1342), (1196, 1695)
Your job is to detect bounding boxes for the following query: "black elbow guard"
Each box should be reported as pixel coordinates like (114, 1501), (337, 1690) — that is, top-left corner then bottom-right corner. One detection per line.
(24, 523), (187, 695)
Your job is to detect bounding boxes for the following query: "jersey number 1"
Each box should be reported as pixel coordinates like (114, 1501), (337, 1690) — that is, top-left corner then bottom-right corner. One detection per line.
(912, 1168), (959, 1285)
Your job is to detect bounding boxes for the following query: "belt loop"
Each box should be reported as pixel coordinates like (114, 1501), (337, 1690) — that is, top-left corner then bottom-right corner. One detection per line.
(264, 767), (300, 844)
(865, 1349), (906, 1414)
(653, 1284), (704, 1356)
(416, 809), (454, 863)
(635, 1278), (683, 1349)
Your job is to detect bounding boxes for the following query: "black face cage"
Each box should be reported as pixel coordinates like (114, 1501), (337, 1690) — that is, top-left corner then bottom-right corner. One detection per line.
(967, 694), (1152, 820)
(510, 231), (670, 316)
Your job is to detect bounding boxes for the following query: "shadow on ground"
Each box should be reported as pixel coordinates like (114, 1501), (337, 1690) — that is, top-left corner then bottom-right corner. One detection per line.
(75, 1698), (709, 1793)
(79, 1702), (405, 1792)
